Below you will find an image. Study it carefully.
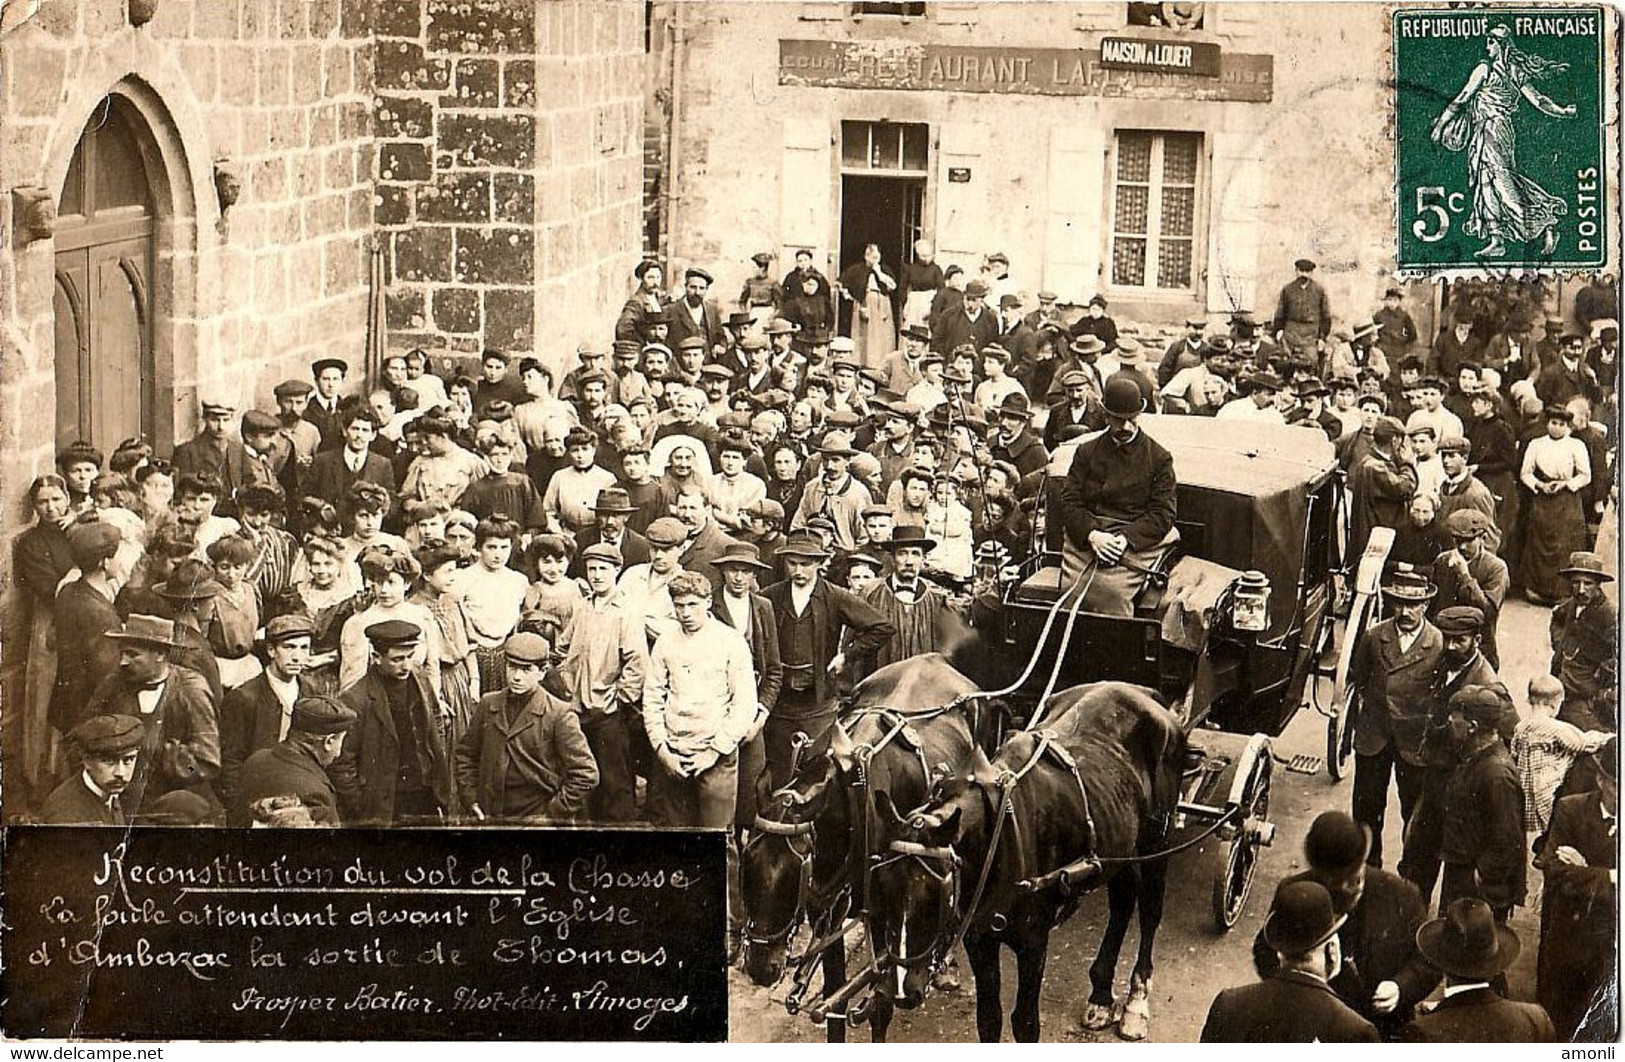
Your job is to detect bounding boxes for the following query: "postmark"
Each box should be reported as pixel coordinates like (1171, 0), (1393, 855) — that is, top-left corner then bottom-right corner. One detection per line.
(1394, 6), (1609, 272)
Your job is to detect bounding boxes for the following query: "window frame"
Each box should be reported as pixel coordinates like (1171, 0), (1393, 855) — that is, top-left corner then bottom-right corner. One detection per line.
(1105, 129), (1207, 299)
(840, 120), (931, 178)
(851, 1), (927, 21)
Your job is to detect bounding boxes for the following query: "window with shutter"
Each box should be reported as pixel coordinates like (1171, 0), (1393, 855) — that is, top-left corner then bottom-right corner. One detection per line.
(798, 2), (846, 21)
(1109, 130), (1204, 293)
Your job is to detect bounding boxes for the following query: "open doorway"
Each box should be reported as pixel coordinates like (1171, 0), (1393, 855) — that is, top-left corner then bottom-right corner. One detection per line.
(836, 121), (928, 336)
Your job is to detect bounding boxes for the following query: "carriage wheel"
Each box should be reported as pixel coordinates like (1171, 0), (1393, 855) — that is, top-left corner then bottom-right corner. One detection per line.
(1212, 734), (1274, 930)
(1325, 590), (1376, 781)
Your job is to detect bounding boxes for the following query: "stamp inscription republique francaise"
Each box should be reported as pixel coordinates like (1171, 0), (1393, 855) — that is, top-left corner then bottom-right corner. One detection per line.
(1395, 6), (1609, 272)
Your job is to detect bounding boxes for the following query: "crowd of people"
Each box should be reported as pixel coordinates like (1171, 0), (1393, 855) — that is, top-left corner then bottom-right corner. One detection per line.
(10, 246), (1618, 1037)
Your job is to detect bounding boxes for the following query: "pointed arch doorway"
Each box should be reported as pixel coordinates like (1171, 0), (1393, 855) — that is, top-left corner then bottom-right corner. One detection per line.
(53, 94), (165, 451)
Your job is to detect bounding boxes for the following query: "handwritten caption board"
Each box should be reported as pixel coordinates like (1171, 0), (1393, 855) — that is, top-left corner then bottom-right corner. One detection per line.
(2, 827), (726, 1041)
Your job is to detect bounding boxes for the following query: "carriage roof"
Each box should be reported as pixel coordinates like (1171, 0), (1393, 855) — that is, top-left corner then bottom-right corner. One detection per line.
(1136, 415), (1339, 497)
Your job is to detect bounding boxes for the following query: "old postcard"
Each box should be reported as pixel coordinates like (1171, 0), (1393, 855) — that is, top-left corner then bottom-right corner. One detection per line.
(0, 0), (1618, 1046)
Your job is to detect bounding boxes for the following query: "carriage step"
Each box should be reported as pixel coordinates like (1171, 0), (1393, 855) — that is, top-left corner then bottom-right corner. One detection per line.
(1278, 754), (1323, 775)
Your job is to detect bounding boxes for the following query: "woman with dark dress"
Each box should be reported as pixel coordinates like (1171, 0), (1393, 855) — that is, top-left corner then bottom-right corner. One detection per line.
(1389, 493), (1452, 572)
(765, 443), (808, 520)
(13, 475), (77, 798)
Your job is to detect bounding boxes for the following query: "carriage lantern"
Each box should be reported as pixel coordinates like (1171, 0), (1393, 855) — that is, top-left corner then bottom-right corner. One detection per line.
(1231, 570), (1271, 633)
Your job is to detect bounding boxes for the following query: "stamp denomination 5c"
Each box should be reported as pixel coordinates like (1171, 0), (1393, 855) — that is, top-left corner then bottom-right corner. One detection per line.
(1395, 7), (1609, 272)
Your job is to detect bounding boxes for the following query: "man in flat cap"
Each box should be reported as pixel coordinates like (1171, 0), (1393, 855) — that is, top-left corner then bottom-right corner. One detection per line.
(1406, 606), (1515, 906)
(39, 715), (146, 824)
(171, 397), (251, 514)
(1023, 289), (1063, 333)
(1430, 509), (1509, 667)
(1348, 417), (1418, 558)
(234, 694), (357, 826)
(1426, 686), (1527, 920)
(558, 544), (647, 822)
(219, 613), (318, 813)
(668, 266), (725, 357)
(1549, 551), (1618, 731)
(458, 632), (598, 825)
(271, 378), (321, 488)
(1434, 434), (1501, 552)
(1535, 329), (1602, 408)
(1272, 258), (1332, 369)
(86, 615), (220, 814)
(333, 620), (452, 825)
(49, 520), (130, 736)
(612, 516), (689, 643)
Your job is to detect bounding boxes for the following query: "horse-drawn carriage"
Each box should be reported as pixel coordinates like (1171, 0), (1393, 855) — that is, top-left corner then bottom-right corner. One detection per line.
(742, 417), (1381, 1042)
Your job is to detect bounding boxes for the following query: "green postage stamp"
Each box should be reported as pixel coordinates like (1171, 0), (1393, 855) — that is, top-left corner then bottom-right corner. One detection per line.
(1394, 6), (1608, 272)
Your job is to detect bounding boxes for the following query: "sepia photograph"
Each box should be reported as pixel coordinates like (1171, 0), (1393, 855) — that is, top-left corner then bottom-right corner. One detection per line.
(0, 0), (1618, 1046)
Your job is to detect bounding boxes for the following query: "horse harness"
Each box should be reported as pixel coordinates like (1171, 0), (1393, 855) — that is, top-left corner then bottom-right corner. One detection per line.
(876, 728), (1097, 978)
(741, 811), (817, 949)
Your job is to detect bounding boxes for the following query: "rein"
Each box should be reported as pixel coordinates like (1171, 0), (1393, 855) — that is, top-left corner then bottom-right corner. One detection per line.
(742, 810), (818, 948)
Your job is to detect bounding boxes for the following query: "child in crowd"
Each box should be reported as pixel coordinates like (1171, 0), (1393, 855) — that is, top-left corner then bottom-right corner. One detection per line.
(294, 533), (355, 686)
(411, 541), (480, 749)
(459, 515), (531, 692)
(338, 543), (441, 692)
(401, 498), (450, 552)
(617, 445), (664, 535)
(1513, 674), (1610, 838)
(524, 533), (583, 643)
(925, 471), (974, 584)
(460, 430), (547, 543)
(206, 534), (263, 690)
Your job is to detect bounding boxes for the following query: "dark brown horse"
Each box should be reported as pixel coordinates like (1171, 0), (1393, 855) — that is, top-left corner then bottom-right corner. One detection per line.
(870, 681), (1185, 1042)
(739, 653), (986, 1041)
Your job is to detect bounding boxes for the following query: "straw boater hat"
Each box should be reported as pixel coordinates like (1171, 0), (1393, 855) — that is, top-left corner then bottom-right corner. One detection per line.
(1382, 569), (1437, 602)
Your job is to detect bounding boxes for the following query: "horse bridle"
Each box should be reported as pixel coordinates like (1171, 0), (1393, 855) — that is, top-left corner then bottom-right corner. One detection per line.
(870, 838), (961, 974)
(741, 812), (817, 949)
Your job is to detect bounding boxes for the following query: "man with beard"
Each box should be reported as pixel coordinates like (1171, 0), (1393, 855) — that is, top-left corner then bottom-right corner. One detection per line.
(668, 266), (726, 357)
(1548, 551), (1618, 731)
(1430, 510), (1509, 668)
(672, 487), (739, 588)
(457, 631), (598, 824)
(933, 279), (999, 357)
(760, 531), (893, 784)
(235, 694), (357, 826)
(39, 715), (146, 825)
(1251, 811), (1437, 1039)
(87, 615), (220, 814)
(270, 378), (321, 499)
(1403, 607), (1516, 908)
(791, 435), (872, 553)
(1056, 376), (1178, 617)
(1348, 572), (1442, 869)
(989, 393), (1049, 479)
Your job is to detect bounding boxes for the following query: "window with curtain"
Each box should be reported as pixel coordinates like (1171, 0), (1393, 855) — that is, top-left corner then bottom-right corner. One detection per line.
(1110, 130), (1203, 292)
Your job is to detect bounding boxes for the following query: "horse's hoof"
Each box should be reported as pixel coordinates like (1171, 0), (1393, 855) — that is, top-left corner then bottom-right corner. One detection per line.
(1117, 1010), (1150, 1041)
(1080, 1002), (1116, 1031)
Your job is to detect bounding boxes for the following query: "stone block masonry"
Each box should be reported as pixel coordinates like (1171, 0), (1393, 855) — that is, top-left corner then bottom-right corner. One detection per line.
(373, 0), (645, 369)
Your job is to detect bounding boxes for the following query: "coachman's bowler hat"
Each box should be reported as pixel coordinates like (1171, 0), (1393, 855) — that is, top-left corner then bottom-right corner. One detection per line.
(1262, 880), (1346, 955)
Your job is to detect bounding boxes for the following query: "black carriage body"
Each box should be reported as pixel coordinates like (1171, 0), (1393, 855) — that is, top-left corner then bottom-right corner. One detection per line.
(1002, 417), (1340, 738)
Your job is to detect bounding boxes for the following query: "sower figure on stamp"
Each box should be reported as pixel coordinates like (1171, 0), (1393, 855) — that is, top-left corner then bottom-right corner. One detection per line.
(1429, 24), (1576, 259)
(38, 715), (144, 826)
(457, 632), (598, 826)
(1056, 376), (1179, 617)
